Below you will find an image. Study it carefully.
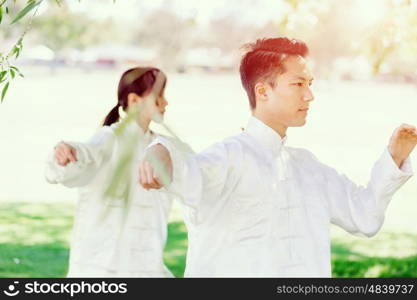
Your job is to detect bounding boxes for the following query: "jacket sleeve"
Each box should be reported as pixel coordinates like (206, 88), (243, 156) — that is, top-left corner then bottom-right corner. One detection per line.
(313, 147), (413, 237)
(45, 127), (115, 188)
(146, 136), (235, 223)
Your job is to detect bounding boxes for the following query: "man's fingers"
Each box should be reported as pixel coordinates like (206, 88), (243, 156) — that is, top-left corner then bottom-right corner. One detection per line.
(144, 161), (154, 184)
(139, 161), (156, 188)
(403, 128), (417, 138)
(146, 181), (162, 190)
(400, 124), (416, 133)
(396, 124), (417, 137)
(152, 168), (162, 186)
(141, 181), (162, 190)
(137, 160), (163, 190)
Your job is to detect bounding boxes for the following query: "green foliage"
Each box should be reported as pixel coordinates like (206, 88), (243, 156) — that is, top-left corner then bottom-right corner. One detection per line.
(1, 81), (9, 102)
(31, 6), (99, 52)
(10, 0), (41, 25)
(1, 0), (45, 102)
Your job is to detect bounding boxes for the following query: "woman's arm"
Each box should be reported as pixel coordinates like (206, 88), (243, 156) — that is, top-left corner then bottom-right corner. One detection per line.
(45, 128), (115, 188)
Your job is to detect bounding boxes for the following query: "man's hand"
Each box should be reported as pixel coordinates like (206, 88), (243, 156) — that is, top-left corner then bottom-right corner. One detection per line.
(54, 142), (77, 166)
(388, 124), (417, 168)
(139, 144), (173, 190)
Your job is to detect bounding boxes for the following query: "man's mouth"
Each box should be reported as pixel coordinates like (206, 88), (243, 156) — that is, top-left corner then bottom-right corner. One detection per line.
(298, 108), (309, 112)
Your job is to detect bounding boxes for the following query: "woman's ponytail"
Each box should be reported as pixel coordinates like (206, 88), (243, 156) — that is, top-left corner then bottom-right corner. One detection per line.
(102, 105), (120, 126)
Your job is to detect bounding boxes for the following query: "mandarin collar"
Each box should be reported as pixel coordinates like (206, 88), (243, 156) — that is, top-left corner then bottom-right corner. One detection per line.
(245, 116), (287, 157)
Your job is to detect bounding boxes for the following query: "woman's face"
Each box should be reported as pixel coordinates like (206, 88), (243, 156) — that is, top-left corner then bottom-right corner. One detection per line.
(148, 77), (168, 123)
(156, 92), (168, 115)
(127, 72), (168, 124)
(151, 75), (168, 123)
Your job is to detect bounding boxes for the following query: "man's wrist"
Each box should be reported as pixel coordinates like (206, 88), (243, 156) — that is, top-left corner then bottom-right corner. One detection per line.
(390, 153), (405, 169)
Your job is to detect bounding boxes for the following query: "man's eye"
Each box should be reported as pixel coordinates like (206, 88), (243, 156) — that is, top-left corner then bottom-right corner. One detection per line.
(293, 82), (304, 87)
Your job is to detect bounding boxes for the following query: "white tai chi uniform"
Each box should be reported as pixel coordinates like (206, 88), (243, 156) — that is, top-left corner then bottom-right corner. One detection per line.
(152, 116), (413, 277)
(46, 122), (173, 277)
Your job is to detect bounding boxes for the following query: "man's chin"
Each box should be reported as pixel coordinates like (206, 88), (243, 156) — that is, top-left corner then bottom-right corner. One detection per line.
(291, 119), (307, 127)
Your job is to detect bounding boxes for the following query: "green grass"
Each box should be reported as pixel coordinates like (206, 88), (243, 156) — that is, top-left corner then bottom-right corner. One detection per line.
(164, 221), (188, 278)
(0, 202), (416, 277)
(332, 241), (417, 277)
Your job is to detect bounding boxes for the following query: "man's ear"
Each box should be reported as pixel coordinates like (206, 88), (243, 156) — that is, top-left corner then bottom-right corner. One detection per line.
(127, 92), (142, 107)
(254, 82), (268, 103)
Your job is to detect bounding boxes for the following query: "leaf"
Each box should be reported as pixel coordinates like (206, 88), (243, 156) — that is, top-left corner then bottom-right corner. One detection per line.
(6, 7), (8, 14)
(10, 1), (41, 25)
(12, 46), (19, 59)
(10, 69), (15, 79)
(9, 66), (23, 77)
(0, 71), (7, 82)
(1, 82), (9, 103)
(0, 6), (3, 24)
(12, 39), (23, 59)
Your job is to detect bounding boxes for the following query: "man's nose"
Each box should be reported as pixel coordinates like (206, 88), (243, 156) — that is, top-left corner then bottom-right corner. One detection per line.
(303, 87), (314, 102)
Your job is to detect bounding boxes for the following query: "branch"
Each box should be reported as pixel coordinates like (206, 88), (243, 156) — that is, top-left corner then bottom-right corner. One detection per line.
(0, 0), (44, 102)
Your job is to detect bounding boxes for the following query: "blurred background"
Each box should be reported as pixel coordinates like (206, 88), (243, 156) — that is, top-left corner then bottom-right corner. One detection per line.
(0, 0), (416, 277)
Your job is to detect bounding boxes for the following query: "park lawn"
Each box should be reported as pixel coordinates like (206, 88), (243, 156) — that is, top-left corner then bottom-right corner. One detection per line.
(0, 202), (416, 278)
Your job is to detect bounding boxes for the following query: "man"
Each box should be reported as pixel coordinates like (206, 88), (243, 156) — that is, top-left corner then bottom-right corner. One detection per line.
(139, 38), (416, 277)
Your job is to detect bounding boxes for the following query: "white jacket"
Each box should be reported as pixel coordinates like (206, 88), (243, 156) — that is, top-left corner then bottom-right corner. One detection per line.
(153, 116), (414, 277)
(45, 122), (173, 277)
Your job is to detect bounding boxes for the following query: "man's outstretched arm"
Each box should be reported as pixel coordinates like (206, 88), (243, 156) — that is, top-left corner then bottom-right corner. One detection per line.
(139, 143), (172, 190)
(315, 124), (415, 237)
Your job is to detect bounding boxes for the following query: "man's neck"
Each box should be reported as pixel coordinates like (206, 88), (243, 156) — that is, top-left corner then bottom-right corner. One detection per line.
(252, 114), (287, 139)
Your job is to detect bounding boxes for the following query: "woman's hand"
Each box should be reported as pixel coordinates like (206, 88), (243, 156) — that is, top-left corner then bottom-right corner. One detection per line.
(54, 142), (77, 166)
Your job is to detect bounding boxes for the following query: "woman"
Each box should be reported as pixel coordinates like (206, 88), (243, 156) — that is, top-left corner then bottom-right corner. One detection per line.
(45, 67), (174, 277)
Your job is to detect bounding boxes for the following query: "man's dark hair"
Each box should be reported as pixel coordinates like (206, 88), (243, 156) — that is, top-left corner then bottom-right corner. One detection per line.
(239, 37), (309, 110)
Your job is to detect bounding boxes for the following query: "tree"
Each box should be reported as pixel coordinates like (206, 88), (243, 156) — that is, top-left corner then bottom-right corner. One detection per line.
(361, 0), (417, 75)
(133, 8), (195, 71)
(0, 0), (48, 102)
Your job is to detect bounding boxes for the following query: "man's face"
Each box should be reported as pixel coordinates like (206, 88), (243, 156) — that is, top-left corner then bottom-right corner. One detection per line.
(261, 55), (314, 128)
